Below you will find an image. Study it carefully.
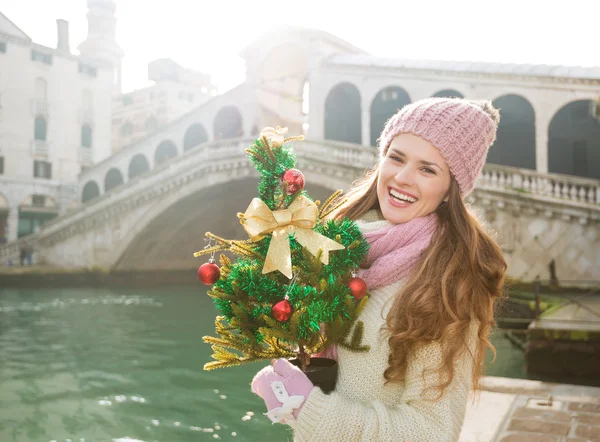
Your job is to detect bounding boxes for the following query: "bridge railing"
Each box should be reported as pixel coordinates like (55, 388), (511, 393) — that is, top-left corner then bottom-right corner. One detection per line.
(298, 140), (377, 169)
(479, 164), (600, 207)
(300, 140), (600, 208)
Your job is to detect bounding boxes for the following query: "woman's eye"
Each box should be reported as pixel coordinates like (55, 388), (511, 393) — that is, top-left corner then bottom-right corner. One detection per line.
(390, 156), (403, 162)
(423, 167), (436, 174)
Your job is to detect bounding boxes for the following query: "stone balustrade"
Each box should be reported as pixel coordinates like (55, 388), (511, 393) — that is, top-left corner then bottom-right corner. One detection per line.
(479, 164), (600, 207)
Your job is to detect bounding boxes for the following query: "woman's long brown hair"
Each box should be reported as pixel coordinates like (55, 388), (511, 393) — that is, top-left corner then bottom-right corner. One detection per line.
(331, 146), (507, 399)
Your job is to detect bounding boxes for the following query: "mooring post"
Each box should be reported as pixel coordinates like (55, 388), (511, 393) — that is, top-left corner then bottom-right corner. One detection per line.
(534, 275), (541, 318)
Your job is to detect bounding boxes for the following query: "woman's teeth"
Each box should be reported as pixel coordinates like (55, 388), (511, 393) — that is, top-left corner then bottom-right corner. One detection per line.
(390, 189), (417, 203)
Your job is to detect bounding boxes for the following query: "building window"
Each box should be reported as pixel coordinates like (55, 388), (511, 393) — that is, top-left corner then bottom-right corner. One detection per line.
(120, 121), (133, 136)
(0, 157), (4, 175)
(34, 116), (47, 141)
(78, 63), (97, 77)
(122, 95), (133, 106)
(31, 50), (52, 65)
(33, 160), (52, 179)
(81, 124), (93, 147)
(31, 195), (46, 207)
(0, 42), (6, 53)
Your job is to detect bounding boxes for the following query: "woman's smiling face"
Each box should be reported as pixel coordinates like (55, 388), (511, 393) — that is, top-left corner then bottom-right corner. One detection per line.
(376, 133), (452, 224)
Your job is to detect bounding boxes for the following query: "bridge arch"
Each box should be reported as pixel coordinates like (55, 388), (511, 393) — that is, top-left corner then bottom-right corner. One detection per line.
(549, 99), (600, 179)
(154, 140), (178, 166)
(129, 154), (150, 179)
(112, 176), (340, 270)
(324, 82), (362, 144)
(105, 168), (125, 192)
(488, 94), (536, 170)
(214, 106), (243, 140)
(183, 123), (209, 151)
(82, 181), (101, 203)
(370, 86), (411, 146)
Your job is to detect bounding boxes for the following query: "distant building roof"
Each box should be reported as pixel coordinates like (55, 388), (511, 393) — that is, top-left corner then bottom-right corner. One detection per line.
(0, 12), (31, 41)
(327, 54), (600, 80)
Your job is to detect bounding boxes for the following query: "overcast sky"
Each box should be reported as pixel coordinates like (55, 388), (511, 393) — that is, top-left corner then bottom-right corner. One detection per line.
(2, 0), (597, 93)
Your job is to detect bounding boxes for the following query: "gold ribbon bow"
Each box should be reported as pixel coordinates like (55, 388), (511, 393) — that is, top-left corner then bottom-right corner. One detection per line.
(241, 196), (345, 279)
(260, 126), (288, 148)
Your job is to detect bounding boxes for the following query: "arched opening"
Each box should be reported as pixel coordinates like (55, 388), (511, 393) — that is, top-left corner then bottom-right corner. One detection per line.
(105, 168), (124, 192)
(81, 124), (93, 148)
(183, 123), (208, 151)
(34, 116), (47, 141)
(82, 181), (100, 203)
(324, 82), (362, 144)
(549, 100), (600, 179)
(214, 106), (243, 140)
(488, 94), (536, 170)
(114, 177), (337, 270)
(370, 86), (411, 146)
(129, 154), (150, 179)
(432, 89), (464, 98)
(154, 140), (178, 165)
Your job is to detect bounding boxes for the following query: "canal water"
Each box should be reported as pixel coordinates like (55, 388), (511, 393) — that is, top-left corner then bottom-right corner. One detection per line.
(0, 285), (525, 442)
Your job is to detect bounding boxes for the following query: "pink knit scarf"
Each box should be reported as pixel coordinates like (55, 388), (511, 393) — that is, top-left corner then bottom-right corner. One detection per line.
(357, 211), (439, 290)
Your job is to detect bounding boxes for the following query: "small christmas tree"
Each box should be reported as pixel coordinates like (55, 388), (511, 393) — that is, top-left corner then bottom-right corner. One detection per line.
(195, 127), (370, 373)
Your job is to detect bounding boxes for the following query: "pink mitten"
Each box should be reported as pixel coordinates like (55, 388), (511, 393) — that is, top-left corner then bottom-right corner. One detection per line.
(251, 359), (314, 424)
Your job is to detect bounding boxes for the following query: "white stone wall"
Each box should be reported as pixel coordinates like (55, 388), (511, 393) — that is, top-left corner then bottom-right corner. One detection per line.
(0, 35), (113, 241)
(472, 196), (600, 284)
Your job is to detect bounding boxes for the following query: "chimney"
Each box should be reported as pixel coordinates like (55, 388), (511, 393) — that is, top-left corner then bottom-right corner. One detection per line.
(56, 19), (70, 53)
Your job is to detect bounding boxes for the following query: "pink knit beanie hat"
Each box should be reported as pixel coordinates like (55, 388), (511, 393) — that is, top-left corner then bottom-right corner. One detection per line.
(378, 97), (499, 196)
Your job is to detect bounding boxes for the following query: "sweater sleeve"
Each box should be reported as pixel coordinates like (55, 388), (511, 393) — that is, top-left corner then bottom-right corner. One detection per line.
(293, 338), (475, 442)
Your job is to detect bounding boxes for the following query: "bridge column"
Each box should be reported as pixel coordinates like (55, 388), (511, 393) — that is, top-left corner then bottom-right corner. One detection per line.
(535, 106), (552, 174)
(6, 205), (18, 242)
(361, 107), (370, 146)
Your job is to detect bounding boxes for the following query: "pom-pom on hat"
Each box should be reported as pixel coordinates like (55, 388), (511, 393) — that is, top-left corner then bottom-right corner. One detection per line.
(378, 97), (500, 196)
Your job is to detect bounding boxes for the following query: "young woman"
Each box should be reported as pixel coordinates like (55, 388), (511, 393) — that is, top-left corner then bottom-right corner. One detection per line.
(251, 98), (507, 442)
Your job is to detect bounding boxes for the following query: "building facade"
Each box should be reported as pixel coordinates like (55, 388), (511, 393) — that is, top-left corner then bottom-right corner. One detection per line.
(0, 1), (118, 243)
(111, 58), (217, 153)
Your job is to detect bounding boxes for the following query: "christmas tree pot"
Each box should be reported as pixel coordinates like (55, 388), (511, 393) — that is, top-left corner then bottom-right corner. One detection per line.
(289, 357), (338, 394)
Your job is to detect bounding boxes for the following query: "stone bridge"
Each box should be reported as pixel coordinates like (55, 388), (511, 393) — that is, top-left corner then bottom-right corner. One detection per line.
(1, 28), (599, 284)
(1, 135), (599, 284)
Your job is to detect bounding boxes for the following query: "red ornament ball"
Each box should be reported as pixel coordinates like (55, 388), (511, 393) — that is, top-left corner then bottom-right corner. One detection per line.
(348, 277), (368, 299)
(272, 299), (293, 322)
(198, 261), (220, 285)
(281, 169), (305, 195)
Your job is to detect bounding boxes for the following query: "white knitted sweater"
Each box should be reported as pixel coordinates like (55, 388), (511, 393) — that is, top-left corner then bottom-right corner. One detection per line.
(293, 211), (477, 442)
